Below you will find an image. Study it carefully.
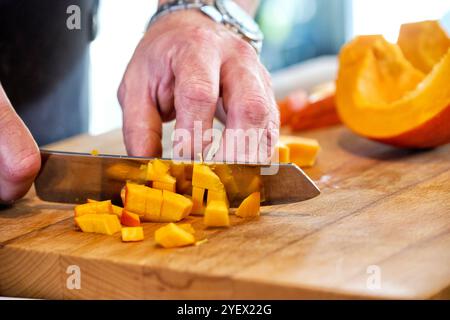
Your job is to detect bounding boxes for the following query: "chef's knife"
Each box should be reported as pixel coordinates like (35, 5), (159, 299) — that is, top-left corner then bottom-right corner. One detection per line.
(35, 150), (320, 206)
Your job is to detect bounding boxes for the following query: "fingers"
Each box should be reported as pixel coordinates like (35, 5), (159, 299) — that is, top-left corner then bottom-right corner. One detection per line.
(172, 39), (221, 160)
(215, 48), (280, 163)
(118, 60), (163, 157)
(0, 85), (41, 203)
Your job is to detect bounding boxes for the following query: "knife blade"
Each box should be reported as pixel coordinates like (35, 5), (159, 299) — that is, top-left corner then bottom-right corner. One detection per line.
(35, 150), (320, 206)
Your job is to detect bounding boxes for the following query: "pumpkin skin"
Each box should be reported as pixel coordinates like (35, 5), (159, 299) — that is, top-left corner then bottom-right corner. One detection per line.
(336, 32), (450, 149)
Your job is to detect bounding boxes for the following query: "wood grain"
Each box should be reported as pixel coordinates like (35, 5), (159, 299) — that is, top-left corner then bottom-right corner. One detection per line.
(0, 125), (449, 299)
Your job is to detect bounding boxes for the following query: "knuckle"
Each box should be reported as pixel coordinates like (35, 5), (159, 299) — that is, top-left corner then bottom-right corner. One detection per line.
(2, 146), (41, 183)
(178, 79), (217, 111)
(241, 95), (270, 126)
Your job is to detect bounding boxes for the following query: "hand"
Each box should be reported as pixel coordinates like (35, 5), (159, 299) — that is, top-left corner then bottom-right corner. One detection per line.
(0, 84), (41, 204)
(118, 10), (279, 162)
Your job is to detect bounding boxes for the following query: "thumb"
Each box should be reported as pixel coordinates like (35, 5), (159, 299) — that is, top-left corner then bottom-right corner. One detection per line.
(0, 84), (41, 203)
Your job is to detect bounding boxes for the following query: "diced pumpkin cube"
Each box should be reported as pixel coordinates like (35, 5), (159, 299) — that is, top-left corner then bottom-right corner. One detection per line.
(192, 186), (205, 215)
(152, 175), (176, 192)
(280, 136), (320, 167)
(121, 227), (144, 242)
(74, 200), (113, 217)
(147, 159), (170, 181)
(160, 190), (193, 222)
(143, 187), (163, 222)
(155, 223), (195, 248)
(120, 210), (141, 227)
(124, 183), (148, 215)
(192, 163), (224, 191)
(87, 199), (123, 217)
(204, 200), (230, 227)
(207, 189), (229, 208)
(273, 142), (290, 163)
(75, 214), (121, 235)
(235, 192), (260, 218)
(124, 183), (163, 220)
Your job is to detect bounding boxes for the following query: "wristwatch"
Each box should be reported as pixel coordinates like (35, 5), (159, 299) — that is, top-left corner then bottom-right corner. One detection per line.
(149, 0), (264, 54)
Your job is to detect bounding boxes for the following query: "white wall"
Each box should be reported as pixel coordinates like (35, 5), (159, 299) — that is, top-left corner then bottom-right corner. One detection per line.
(352, 0), (450, 42)
(89, 0), (157, 135)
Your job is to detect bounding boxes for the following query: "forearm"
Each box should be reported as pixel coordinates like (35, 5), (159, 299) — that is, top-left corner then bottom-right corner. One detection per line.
(157, 0), (260, 16)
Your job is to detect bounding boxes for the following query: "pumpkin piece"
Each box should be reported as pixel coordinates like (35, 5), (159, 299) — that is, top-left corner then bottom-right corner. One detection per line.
(87, 199), (123, 217)
(192, 186), (205, 215)
(235, 192), (260, 218)
(124, 183), (148, 216)
(204, 200), (230, 227)
(278, 89), (308, 126)
(124, 183), (163, 221)
(289, 83), (341, 132)
(280, 136), (320, 167)
(336, 34), (450, 148)
(159, 190), (193, 222)
(120, 210), (141, 227)
(273, 142), (290, 163)
(207, 189), (229, 208)
(192, 163), (224, 191)
(154, 223), (195, 248)
(146, 159), (170, 181)
(75, 214), (121, 235)
(121, 227), (144, 242)
(178, 223), (195, 235)
(152, 175), (176, 192)
(398, 20), (450, 74)
(143, 187), (163, 222)
(74, 200), (113, 217)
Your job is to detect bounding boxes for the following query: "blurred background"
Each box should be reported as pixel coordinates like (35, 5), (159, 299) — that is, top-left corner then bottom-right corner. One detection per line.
(89, 0), (450, 135)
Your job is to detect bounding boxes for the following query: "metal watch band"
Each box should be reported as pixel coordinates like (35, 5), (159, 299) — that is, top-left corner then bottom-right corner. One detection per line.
(149, 0), (262, 54)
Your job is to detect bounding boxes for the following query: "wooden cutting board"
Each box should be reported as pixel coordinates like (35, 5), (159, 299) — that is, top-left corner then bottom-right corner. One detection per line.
(1, 125), (449, 299)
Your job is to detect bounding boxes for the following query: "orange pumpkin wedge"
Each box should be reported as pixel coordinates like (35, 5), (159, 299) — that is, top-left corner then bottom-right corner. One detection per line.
(235, 192), (260, 218)
(336, 34), (450, 148)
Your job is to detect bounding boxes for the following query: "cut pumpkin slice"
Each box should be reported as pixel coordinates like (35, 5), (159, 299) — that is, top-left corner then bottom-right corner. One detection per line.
(236, 192), (261, 218)
(336, 35), (450, 148)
